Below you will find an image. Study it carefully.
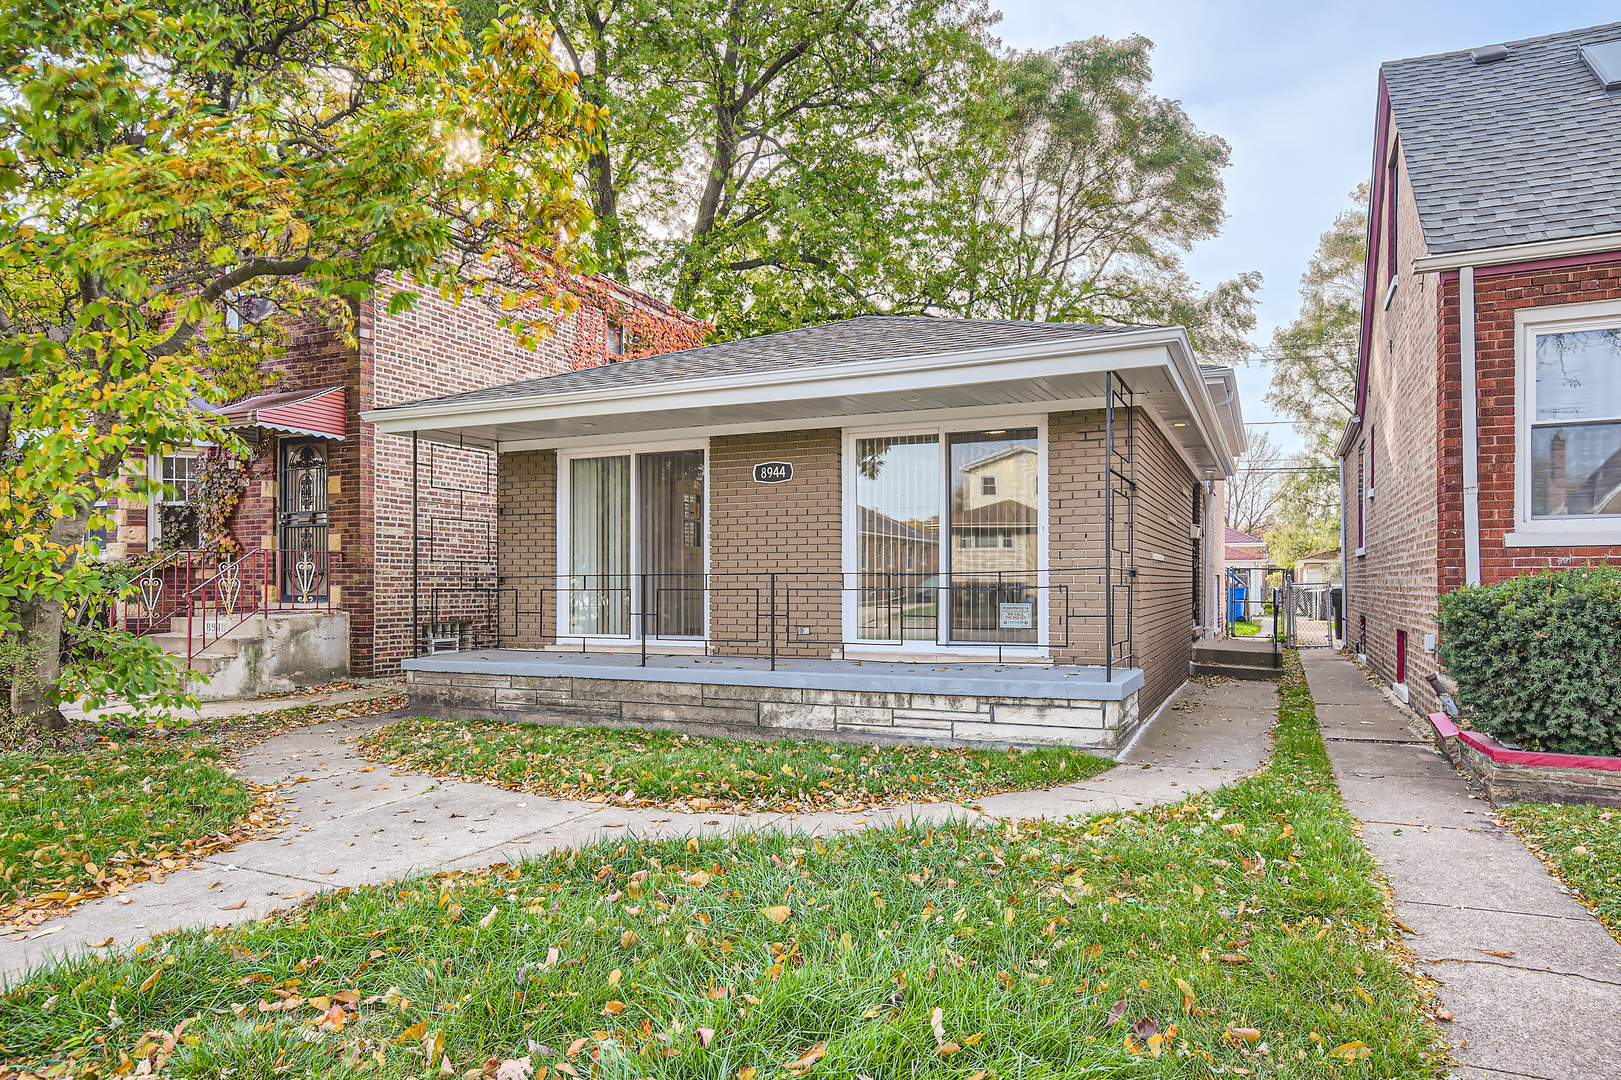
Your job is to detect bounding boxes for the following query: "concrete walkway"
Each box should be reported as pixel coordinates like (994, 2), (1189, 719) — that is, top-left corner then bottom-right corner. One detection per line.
(1301, 651), (1621, 1080)
(0, 676), (1275, 982)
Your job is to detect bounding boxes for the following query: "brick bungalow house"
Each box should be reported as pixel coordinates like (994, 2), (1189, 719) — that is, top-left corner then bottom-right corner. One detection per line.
(361, 318), (1249, 751)
(1341, 22), (1621, 713)
(110, 275), (706, 691)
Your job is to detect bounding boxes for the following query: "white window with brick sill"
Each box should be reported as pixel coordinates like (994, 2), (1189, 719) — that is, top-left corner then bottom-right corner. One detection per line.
(841, 416), (1048, 657)
(1507, 299), (1621, 547)
(554, 438), (708, 645)
(146, 448), (205, 549)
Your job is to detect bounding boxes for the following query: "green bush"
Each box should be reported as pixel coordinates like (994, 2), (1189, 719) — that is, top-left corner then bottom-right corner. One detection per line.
(1437, 567), (1621, 756)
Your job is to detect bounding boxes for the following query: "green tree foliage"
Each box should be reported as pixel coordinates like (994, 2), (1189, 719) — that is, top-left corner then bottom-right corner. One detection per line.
(0, 0), (602, 725)
(1248, 185), (1368, 560)
(472, 2), (1258, 348)
(917, 37), (1260, 360)
(1437, 568), (1621, 756)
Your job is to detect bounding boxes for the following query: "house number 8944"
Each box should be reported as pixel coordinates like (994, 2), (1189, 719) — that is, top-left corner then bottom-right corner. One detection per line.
(753, 461), (793, 483)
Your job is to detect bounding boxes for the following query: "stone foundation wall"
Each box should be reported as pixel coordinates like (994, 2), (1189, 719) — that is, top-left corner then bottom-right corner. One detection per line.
(406, 670), (1140, 751)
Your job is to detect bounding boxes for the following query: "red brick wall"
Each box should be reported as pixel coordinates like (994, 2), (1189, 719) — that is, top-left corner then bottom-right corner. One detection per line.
(1345, 115), (1621, 718)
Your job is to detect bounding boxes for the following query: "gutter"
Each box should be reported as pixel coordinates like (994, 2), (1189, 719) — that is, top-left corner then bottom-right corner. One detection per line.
(1411, 230), (1621, 275)
(1459, 266), (1482, 586)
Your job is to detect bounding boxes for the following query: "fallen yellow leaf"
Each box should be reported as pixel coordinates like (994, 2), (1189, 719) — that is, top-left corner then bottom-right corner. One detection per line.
(602, 1000), (625, 1016)
(761, 905), (791, 925)
(138, 968), (163, 993)
(607, 968), (622, 987)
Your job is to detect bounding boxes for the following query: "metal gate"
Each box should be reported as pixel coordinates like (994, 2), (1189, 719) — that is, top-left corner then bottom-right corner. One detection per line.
(1284, 582), (1334, 648)
(279, 439), (330, 603)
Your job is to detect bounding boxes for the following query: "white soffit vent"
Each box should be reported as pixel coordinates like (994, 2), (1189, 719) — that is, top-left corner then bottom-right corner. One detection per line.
(1580, 40), (1621, 91)
(1469, 43), (1509, 65)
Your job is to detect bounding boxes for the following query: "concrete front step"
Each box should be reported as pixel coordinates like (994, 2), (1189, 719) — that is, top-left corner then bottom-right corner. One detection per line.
(1191, 661), (1281, 682)
(145, 631), (244, 658)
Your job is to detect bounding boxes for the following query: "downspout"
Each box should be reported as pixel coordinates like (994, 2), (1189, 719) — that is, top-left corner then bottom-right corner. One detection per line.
(1338, 455), (1348, 639)
(1460, 266), (1482, 586)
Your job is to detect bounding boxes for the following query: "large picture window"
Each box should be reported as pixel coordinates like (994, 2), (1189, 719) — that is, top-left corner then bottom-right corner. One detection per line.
(562, 446), (705, 638)
(1529, 326), (1621, 518)
(850, 423), (1043, 649)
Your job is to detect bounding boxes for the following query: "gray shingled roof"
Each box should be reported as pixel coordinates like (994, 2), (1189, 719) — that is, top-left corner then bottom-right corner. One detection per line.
(377, 315), (1145, 410)
(1384, 21), (1621, 255)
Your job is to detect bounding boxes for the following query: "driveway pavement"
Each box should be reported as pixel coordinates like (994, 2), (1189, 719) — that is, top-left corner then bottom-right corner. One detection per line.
(1302, 650), (1621, 1080)
(0, 675), (1276, 981)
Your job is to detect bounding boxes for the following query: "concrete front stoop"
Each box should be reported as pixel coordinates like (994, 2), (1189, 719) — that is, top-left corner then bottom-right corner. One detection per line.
(147, 611), (350, 700)
(1191, 638), (1282, 681)
(1300, 651), (1621, 1080)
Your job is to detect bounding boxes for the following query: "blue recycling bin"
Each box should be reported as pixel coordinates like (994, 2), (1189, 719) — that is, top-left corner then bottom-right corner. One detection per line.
(1227, 583), (1248, 625)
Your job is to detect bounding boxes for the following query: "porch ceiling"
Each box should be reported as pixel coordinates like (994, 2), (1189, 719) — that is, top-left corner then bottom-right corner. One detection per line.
(363, 324), (1239, 479)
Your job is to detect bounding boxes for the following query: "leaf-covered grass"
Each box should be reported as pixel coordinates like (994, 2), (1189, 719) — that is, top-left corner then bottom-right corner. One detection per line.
(356, 719), (1113, 813)
(1501, 802), (1621, 942)
(0, 653), (1445, 1078)
(0, 745), (255, 908)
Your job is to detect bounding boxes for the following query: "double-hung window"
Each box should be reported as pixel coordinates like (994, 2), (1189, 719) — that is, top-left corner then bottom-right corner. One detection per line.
(847, 422), (1044, 650)
(1512, 300), (1621, 544)
(558, 444), (705, 639)
(148, 450), (202, 549)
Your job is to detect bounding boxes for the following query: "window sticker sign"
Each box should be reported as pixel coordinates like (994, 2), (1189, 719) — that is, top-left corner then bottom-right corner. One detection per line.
(999, 602), (1033, 629)
(753, 461), (793, 484)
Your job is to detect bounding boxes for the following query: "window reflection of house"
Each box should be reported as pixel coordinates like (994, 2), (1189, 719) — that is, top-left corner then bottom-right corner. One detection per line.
(951, 440), (1038, 580)
(857, 505), (939, 580)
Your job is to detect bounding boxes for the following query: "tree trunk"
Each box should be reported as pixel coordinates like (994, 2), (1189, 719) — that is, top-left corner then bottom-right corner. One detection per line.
(673, 109), (737, 310)
(10, 594), (67, 730)
(8, 468), (102, 730)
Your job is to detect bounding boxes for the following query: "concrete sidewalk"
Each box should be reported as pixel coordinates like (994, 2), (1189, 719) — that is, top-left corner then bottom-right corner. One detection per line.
(1301, 651), (1621, 1080)
(0, 677), (1275, 982)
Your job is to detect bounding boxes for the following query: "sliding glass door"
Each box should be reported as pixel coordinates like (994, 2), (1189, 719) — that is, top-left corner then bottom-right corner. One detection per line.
(569, 456), (630, 635)
(948, 429), (1039, 644)
(565, 447), (705, 639)
(638, 450), (705, 637)
(849, 425), (1042, 648)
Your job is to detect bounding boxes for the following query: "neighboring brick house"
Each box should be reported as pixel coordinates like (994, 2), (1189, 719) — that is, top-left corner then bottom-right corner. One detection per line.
(1341, 22), (1621, 714)
(113, 274), (707, 678)
(363, 317), (1248, 751)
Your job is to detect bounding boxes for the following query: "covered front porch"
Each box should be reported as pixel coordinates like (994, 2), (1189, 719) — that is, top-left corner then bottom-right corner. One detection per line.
(402, 650), (1144, 750)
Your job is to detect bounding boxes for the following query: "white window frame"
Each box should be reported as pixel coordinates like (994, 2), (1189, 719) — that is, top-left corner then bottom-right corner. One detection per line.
(840, 415), (1049, 657)
(554, 437), (709, 645)
(147, 448), (205, 547)
(1507, 297), (1621, 547)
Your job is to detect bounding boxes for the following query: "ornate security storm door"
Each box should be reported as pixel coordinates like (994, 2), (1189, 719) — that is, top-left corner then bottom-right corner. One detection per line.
(278, 440), (330, 603)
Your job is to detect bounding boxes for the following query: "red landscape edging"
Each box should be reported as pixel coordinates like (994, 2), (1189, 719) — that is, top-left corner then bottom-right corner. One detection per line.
(1426, 713), (1621, 773)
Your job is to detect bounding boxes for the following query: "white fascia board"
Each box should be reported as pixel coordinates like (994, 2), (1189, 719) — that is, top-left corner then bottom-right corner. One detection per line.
(1411, 231), (1621, 274)
(362, 324), (1235, 472)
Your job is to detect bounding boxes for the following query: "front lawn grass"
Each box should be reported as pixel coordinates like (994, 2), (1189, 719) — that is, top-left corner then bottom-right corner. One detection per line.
(1501, 802), (1621, 942)
(357, 720), (1112, 813)
(0, 744), (256, 908)
(1, 653), (1444, 1078)
(1231, 620), (1261, 637)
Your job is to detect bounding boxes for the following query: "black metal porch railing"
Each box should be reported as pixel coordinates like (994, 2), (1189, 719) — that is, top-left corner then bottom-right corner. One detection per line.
(418, 569), (1139, 679)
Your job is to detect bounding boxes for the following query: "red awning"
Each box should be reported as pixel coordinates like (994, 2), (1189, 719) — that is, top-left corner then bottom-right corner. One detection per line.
(214, 386), (346, 441)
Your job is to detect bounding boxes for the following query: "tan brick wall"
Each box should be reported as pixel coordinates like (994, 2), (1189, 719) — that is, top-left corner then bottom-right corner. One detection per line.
(1129, 415), (1199, 717)
(496, 449), (558, 648)
(1046, 409), (1194, 718)
(707, 429), (842, 658)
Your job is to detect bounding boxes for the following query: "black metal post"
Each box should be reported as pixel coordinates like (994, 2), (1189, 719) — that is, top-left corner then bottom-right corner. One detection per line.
(769, 572), (777, 672)
(411, 432), (419, 659)
(640, 573), (648, 668)
(1104, 373), (1114, 682)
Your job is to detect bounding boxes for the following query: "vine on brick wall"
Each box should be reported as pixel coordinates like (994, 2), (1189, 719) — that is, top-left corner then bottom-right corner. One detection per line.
(194, 448), (250, 560)
(555, 276), (711, 370)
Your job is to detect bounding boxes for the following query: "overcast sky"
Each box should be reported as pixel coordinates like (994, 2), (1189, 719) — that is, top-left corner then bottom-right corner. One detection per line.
(992, 2), (1617, 455)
